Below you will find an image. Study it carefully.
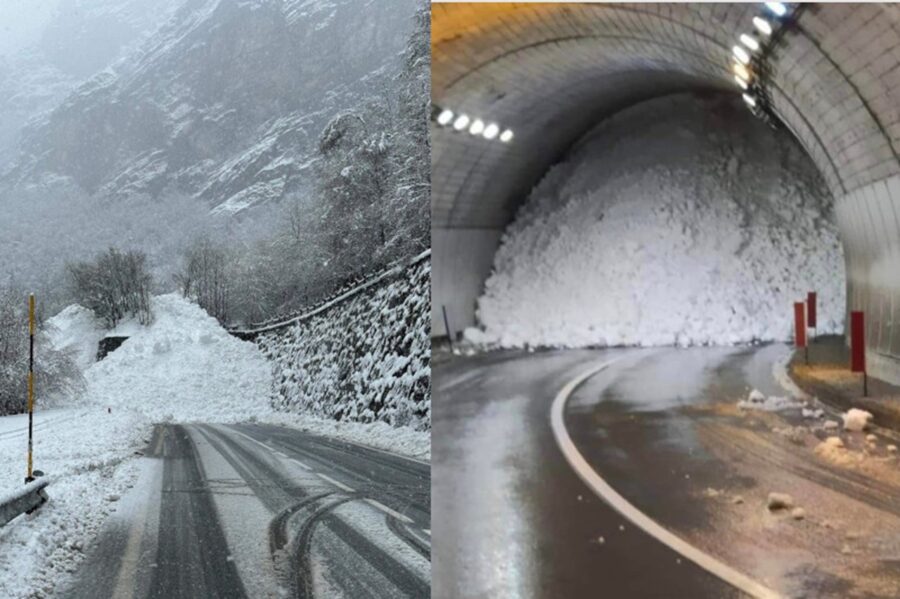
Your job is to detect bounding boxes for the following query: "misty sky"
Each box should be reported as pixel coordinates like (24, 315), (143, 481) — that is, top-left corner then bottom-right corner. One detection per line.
(0, 0), (60, 57)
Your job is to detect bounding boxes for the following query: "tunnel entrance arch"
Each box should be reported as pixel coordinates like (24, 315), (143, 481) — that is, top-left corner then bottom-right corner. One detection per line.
(431, 2), (900, 384)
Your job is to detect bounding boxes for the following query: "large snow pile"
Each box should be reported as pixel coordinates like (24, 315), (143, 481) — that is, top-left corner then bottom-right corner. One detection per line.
(84, 294), (272, 422)
(46, 306), (104, 371)
(477, 93), (845, 348)
(257, 257), (431, 430)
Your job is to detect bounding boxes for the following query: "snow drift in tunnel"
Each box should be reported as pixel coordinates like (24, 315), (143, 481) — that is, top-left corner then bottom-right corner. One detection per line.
(475, 93), (846, 348)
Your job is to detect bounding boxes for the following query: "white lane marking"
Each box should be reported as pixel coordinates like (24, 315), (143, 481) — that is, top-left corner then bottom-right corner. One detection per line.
(550, 359), (783, 599)
(232, 429), (273, 452)
(423, 529), (431, 536)
(316, 472), (355, 493)
(290, 457), (311, 471)
(365, 498), (413, 524)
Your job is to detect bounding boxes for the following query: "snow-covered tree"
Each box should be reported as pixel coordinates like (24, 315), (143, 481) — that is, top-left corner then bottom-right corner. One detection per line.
(0, 284), (83, 416)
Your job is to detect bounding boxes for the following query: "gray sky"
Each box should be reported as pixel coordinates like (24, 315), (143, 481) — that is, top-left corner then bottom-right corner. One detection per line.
(0, 0), (60, 57)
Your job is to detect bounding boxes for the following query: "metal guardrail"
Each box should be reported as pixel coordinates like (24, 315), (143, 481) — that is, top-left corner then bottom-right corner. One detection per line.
(0, 478), (49, 527)
(229, 249), (431, 338)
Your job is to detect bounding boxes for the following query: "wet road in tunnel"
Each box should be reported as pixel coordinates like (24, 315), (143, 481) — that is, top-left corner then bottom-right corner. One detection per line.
(433, 345), (900, 599)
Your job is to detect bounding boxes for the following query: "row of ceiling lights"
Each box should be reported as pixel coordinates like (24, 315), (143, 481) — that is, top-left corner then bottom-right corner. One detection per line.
(732, 2), (793, 111)
(434, 108), (515, 143)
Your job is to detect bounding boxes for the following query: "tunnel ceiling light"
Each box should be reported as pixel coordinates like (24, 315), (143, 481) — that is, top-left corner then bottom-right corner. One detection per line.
(742, 93), (757, 108)
(734, 75), (749, 90)
(469, 119), (485, 135)
(499, 129), (514, 143)
(733, 61), (751, 81)
(740, 34), (760, 52)
(436, 109), (454, 126)
(732, 45), (751, 65)
(765, 2), (787, 17)
(453, 114), (470, 131)
(483, 123), (500, 140)
(753, 16), (773, 36)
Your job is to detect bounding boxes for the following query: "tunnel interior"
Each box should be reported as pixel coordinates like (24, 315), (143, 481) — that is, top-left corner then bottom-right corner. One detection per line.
(431, 3), (900, 385)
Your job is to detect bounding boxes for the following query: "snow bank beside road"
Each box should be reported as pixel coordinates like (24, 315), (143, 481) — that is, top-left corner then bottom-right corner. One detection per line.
(477, 93), (845, 348)
(0, 408), (148, 599)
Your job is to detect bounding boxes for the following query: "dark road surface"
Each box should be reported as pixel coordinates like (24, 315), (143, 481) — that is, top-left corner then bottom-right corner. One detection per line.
(63, 423), (430, 599)
(433, 345), (900, 598)
(433, 348), (741, 599)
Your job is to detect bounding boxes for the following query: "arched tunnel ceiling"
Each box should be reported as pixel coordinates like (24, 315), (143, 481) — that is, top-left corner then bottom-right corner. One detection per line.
(432, 2), (900, 229)
(432, 2), (900, 385)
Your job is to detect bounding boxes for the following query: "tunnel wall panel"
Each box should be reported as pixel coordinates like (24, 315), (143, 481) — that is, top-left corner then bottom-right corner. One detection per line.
(431, 228), (502, 338)
(837, 174), (900, 385)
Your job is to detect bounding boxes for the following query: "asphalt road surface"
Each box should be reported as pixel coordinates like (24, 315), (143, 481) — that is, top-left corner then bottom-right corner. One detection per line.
(63, 423), (430, 598)
(433, 345), (900, 598)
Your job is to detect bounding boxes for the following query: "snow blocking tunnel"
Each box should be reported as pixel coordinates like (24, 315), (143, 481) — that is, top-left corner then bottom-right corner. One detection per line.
(431, 3), (900, 385)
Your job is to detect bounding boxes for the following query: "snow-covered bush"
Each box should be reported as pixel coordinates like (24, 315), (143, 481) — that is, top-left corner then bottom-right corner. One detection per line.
(0, 285), (83, 415)
(256, 257), (430, 430)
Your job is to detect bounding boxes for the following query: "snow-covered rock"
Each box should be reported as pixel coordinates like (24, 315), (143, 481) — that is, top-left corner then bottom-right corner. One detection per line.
(477, 93), (844, 348)
(257, 257), (430, 430)
(842, 408), (873, 432)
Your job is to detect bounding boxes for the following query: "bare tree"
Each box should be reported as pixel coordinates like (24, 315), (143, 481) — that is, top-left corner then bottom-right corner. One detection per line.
(175, 238), (231, 323)
(67, 248), (153, 328)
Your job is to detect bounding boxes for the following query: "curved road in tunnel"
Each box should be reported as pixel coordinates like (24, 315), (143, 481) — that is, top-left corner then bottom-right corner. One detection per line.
(62, 423), (431, 599)
(433, 346), (900, 598)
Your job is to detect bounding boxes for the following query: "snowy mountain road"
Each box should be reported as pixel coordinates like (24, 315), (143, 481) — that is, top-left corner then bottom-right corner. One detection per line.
(62, 422), (431, 599)
(433, 345), (900, 598)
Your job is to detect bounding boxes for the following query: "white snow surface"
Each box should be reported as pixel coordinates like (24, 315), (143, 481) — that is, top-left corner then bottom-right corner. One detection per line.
(0, 291), (429, 599)
(477, 93), (845, 348)
(46, 305), (104, 371)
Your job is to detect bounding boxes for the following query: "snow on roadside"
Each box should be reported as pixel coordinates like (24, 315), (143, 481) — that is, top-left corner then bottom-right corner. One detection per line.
(0, 291), (427, 598)
(0, 408), (149, 599)
(475, 93), (844, 349)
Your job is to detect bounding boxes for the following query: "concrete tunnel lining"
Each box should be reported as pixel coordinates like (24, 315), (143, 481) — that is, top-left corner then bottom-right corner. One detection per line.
(431, 2), (900, 385)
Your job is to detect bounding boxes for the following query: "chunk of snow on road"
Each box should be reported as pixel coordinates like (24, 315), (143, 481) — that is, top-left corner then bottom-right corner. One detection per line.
(476, 93), (844, 348)
(747, 389), (766, 404)
(802, 407), (824, 419)
(767, 492), (794, 510)
(842, 408), (873, 432)
(738, 394), (804, 412)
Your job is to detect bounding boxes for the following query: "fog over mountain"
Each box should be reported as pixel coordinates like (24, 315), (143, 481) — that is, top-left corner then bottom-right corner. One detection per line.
(0, 0), (425, 315)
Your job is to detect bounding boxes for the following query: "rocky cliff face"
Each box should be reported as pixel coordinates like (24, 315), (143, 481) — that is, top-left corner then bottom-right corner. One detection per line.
(3, 0), (415, 215)
(0, 0), (182, 168)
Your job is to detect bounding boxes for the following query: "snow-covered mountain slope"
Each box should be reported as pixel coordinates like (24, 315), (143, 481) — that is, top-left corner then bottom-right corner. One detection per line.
(476, 93), (845, 348)
(258, 255), (431, 430)
(3, 0), (416, 214)
(0, 0), (185, 169)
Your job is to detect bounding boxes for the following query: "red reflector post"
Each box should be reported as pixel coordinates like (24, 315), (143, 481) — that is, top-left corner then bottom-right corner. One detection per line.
(807, 292), (817, 329)
(794, 302), (807, 348)
(850, 311), (865, 373)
